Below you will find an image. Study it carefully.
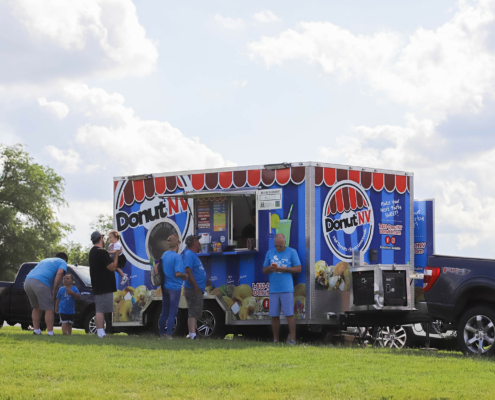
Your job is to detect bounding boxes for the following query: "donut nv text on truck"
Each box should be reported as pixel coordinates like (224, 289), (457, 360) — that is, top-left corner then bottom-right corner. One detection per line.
(108, 161), (430, 340)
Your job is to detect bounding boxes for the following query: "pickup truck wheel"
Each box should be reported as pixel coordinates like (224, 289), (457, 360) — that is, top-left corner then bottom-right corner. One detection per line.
(374, 326), (409, 349)
(457, 306), (495, 356)
(197, 302), (225, 339)
(21, 323), (31, 331)
(84, 311), (106, 334)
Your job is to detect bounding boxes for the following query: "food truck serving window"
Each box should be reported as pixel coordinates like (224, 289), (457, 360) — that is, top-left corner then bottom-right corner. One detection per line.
(161, 189), (258, 252)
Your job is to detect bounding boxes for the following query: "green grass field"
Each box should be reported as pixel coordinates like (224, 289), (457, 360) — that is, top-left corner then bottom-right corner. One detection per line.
(0, 327), (494, 399)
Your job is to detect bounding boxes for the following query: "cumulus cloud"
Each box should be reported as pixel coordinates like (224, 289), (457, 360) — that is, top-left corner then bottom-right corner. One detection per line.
(38, 98), (69, 119)
(44, 146), (81, 173)
(229, 80), (248, 89)
(2, 0), (158, 86)
(57, 199), (113, 245)
(248, 0), (495, 117)
(253, 10), (281, 23)
(319, 114), (495, 253)
(61, 84), (234, 175)
(214, 14), (246, 30)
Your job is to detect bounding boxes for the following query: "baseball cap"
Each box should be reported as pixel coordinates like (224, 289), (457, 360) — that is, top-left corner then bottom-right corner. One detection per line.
(185, 235), (201, 247)
(91, 231), (103, 241)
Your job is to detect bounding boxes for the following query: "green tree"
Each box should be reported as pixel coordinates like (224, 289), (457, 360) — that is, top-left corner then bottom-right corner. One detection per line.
(90, 214), (113, 234)
(59, 241), (90, 267)
(0, 144), (71, 280)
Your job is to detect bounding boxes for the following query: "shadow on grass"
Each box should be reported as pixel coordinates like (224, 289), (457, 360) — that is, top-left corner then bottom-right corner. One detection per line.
(0, 326), (479, 361)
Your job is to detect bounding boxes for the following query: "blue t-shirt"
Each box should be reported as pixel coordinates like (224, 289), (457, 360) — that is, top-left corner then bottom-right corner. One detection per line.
(26, 258), (68, 288)
(161, 251), (185, 291)
(263, 247), (301, 293)
(56, 286), (80, 315)
(183, 250), (207, 291)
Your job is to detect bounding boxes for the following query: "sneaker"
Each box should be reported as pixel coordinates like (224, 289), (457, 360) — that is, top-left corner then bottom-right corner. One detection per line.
(189, 336), (197, 340)
(273, 340), (279, 343)
(288, 340), (296, 346)
(121, 274), (129, 285)
(98, 334), (107, 339)
(33, 332), (42, 336)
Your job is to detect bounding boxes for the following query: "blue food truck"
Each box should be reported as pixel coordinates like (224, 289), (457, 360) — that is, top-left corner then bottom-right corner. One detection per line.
(111, 162), (422, 339)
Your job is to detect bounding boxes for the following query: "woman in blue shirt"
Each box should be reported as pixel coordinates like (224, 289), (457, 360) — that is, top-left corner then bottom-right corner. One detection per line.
(159, 234), (188, 339)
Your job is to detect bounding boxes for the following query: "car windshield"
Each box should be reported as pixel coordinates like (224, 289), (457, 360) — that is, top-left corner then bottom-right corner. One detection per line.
(70, 266), (91, 287)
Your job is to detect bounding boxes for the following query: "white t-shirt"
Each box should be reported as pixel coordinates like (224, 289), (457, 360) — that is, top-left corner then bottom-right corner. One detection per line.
(108, 241), (122, 258)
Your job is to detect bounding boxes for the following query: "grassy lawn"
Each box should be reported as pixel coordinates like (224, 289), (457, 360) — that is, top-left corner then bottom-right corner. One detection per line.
(0, 327), (494, 399)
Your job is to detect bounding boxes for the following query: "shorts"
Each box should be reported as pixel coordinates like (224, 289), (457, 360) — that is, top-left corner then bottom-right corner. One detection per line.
(184, 287), (204, 320)
(95, 293), (113, 313)
(60, 313), (74, 324)
(24, 279), (54, 311)
(269, 292), (294, 317)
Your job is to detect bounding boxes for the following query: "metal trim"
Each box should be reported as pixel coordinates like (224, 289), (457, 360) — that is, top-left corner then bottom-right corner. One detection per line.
(409, 175), (415, 306)
(113, 161), (413, 181)
(306, 166), (315, 320)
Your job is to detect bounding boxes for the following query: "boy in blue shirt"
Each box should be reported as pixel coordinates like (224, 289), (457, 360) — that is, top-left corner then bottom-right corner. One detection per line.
(263, 233), (301, 345)
(55, 274), (80, 335)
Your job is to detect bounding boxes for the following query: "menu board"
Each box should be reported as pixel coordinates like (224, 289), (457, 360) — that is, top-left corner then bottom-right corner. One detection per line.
(213, 200), (226, 232)
(197, 200), (210, 229)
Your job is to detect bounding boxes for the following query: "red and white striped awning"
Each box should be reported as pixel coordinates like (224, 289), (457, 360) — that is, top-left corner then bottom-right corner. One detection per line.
(325, 187), (369, 216)
(115, 166), (410, 209)
(116, 167), (306, 209)
(315, 167), (410, 194)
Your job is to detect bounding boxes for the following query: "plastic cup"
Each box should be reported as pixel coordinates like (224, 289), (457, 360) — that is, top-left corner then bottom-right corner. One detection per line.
(276, 219), (292, 246)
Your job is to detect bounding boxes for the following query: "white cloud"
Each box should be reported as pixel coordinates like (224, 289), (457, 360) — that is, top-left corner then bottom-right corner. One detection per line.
(38, 98), (69, 119)
(62, 83), (234, 175)
(248, 0), (495, 118)
(44, 145), (81, 173)
(2, 0), (158, 87)
(214, 14), (246, 30)
(253, 10), (281, 23)
(57, 199), (113, 246)
(229, 80), (248, 89)
(319, 113), (495, 253)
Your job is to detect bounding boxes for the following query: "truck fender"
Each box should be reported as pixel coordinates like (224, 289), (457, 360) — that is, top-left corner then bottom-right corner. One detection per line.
(453, 278), (495, 319)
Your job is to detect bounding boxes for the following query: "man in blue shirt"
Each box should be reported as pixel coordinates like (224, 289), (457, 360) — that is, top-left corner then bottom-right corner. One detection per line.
(263, 233), (301, 345)
(159, 234), (188, 339)
(24, 252), (68, 336)
(183, 235), (207, 339)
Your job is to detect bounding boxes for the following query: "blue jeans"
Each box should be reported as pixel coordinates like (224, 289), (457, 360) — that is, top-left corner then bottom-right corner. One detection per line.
(159, 288), (181, 336)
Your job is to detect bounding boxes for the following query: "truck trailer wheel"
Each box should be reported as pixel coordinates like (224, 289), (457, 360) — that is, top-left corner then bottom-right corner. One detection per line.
(197, 302), (225, 339)
(457, 306), (495, 356)
(374, 326), (409, 349)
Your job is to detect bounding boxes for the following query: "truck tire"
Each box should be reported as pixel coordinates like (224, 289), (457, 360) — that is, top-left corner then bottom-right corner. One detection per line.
(457, 306), (495, 356)
(197, 302), (225, 339)
(374, 325), (410, 349)
(0, 315), (3, 329)
(84, 311), (108, 334)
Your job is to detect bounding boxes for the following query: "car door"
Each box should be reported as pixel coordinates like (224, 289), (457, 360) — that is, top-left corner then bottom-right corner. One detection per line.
(10, 263), (38, 323)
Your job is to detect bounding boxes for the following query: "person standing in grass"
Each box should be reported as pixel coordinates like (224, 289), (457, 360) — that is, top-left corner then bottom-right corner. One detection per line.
(183, 235), (207, 340)
(24, 252), (68, 336)
(263, 233), (301, 345)
(55, 274), (80, 335)
(89, 231), (122, 338)
(159, 234), (188, 339)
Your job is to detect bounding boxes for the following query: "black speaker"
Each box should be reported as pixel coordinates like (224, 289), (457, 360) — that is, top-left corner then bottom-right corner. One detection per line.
(352, 270), (375, 306)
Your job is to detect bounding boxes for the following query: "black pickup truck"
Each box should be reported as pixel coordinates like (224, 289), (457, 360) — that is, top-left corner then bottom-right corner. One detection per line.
(0, 262), (98, 333)
(423, 254), (495, 355)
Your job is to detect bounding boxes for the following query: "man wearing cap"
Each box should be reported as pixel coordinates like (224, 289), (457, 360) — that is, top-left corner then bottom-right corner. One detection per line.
(89, 231), (122, 338)
(263, 233), (301, 345)
(24, 252), (68, 335)
(183, 235), (207, 340)
(159, 234), (188, 339)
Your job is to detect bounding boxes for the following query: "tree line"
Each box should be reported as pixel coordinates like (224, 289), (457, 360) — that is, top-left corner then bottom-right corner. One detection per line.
(0, 144), (112, 280)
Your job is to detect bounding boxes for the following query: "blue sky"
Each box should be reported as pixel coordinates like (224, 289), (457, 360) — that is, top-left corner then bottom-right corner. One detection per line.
(1, 0), (495, 258)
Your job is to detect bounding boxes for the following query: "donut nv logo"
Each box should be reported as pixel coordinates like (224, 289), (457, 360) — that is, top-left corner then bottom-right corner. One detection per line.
(114, 175), (194, 271)
(322, 180), (374, 261)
